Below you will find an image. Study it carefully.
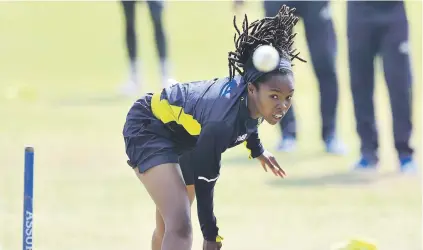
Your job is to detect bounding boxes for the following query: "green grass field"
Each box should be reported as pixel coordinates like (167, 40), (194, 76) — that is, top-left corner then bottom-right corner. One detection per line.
(0, 1), (421, 250)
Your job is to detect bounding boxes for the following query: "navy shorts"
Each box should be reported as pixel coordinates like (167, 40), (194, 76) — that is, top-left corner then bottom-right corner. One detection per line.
(123, 94), (195, 185)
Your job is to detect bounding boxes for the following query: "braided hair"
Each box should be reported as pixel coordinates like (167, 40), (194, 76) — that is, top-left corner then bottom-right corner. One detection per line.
(228, 5), (306, 83)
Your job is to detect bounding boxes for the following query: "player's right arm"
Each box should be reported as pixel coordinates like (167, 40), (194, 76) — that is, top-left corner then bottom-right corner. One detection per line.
(181, 121), (233, 242)
(245, 128), (265, 159)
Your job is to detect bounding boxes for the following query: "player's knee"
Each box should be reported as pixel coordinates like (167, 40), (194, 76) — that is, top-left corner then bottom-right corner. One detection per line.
(170, 221), (192, 240)
(165, 208), (192, 239)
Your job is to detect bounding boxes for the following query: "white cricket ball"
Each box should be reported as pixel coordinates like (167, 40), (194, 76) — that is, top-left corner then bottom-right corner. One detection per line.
(252, 45), (280, 72)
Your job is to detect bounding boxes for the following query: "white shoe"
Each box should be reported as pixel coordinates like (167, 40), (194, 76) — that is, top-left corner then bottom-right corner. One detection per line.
(399, 157), (417, 174)
(325, 137), (347, 155)
(276, 137), (296, 152)
(119, 79), (139, 97)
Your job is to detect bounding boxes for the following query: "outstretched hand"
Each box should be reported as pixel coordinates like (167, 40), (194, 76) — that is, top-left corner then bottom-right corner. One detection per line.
(256, 150), (286, 178)
(203, 240), (222, 250)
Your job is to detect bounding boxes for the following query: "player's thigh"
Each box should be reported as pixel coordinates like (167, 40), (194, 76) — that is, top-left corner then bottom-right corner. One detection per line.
(135, 164), (191, 228)
(124, 99), (190, 228)
(126, 135), (190, 227)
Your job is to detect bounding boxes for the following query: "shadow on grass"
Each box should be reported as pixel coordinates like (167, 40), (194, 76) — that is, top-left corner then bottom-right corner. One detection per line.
(266, 171), (399, 188)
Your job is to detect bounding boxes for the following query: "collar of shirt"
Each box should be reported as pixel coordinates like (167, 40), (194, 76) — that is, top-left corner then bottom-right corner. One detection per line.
(239, 92), (261, 130)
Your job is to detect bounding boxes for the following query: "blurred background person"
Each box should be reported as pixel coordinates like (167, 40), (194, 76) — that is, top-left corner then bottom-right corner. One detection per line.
(119, 0), (170, 96)
(262, 1), (345, 154)
(347, 1), (416, 172)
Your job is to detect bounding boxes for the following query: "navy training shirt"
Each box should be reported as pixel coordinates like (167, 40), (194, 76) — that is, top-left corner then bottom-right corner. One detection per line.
(141, 75), (265, 240)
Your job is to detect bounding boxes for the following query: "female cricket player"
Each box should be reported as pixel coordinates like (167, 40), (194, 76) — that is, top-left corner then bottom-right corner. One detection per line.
(123, 5), (305, 250)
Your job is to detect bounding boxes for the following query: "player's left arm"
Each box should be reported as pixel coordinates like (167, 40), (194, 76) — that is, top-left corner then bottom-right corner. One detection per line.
(245, 129), (286, 178)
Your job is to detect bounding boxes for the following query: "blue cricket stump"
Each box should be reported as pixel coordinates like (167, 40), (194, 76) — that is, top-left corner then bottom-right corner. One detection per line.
(23, 146), (34, 250)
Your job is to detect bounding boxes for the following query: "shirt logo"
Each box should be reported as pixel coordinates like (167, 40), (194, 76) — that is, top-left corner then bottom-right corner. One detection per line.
(235, 134), (248, 144)
(219, 79), (237, 97)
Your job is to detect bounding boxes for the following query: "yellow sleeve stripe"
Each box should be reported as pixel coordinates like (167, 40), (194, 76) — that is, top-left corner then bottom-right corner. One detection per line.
(151, 92), (202, 136)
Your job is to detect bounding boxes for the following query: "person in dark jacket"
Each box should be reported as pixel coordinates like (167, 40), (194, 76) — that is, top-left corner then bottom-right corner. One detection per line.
(347, 1), (415, 172)
(262, 0), (345, 154)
